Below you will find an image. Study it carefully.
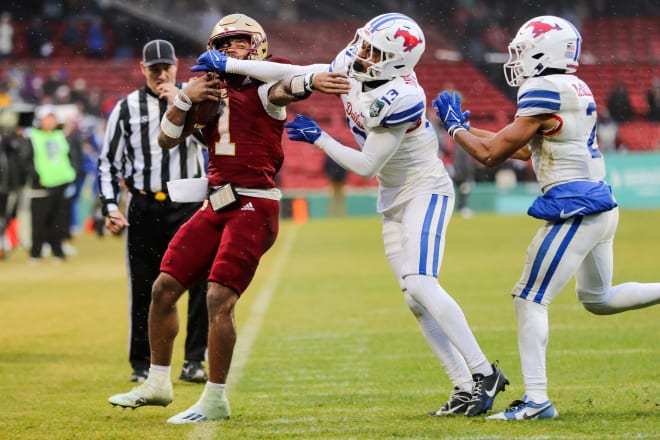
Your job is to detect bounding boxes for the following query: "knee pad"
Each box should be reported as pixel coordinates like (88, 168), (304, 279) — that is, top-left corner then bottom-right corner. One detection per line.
(581, 300), (615, 315)
(403, 274), (439, 305)
(578, 288), (615, 315)
(403, 275), (438, 302)
(403, 290), (425, 317)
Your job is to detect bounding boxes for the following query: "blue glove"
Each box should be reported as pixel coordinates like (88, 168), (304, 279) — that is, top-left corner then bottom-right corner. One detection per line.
(461, 109), (471, 131)
(284, 114), (323, 144)
(432, 91), (470, 137)
(190, 50), (228, 73)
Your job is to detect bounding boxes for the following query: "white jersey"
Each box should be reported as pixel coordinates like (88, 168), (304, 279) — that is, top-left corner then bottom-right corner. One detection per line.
(516, 74), (605, 192)
(329, 48), (453, 212)
(223, 49), (453, 211)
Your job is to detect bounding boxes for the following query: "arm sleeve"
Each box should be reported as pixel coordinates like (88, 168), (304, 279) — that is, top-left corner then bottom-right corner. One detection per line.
(96, 103), (125, 214)
(257, 82), (287, 120)
(225, 58), (330, 83)
(314, 126), (407, 178)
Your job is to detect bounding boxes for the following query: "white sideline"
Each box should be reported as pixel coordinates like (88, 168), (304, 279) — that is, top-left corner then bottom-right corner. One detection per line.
(228, 226), (298, 387)
(190, 225), (298, 437)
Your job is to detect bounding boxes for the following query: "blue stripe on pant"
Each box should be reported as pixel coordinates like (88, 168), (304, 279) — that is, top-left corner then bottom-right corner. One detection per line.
(520, 217), (583, 303)
(418, 194), (449, 278)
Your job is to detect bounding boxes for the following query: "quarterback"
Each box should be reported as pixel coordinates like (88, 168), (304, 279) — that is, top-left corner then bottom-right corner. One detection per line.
(433, 15), (660, 420)
(107, 13), (349, 424)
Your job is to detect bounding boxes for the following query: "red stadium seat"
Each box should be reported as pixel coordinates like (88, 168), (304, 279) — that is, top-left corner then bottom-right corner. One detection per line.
(1, 16), (655, 193)
(617, 122), (660, 151)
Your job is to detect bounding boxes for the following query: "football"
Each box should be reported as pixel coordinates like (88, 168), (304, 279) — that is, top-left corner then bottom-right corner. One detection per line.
(184, 99), (222, 132)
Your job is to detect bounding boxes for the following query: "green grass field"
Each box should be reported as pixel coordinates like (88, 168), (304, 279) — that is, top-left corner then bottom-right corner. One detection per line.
(1, 211), (658, 439)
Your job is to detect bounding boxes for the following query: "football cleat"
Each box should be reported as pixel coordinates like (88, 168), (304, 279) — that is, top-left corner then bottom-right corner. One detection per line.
(166, 396), (230, 424)
(108, 380), (173, 409)
(486, 399), (559, 420)
(428, 387), (472, 416)
(167, 407), (209, 424)
(465, 362), (509, 417)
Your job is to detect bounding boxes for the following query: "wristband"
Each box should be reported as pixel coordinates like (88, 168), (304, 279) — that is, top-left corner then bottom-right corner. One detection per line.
(173, 94), (192, 112)
(304, 72), (316, 92)
(177, 89), (192, 105)
(290, 74), (310, 98)
(160, 114), (183, 138)
(448, 125), (467, 139)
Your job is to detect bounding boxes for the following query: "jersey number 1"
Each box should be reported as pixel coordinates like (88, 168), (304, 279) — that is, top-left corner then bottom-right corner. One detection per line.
(213, 98), (235, 156)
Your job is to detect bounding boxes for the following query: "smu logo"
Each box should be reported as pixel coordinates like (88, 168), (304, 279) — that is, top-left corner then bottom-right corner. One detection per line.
(526, 21), (562, 37)
(394, 29), (422, 52)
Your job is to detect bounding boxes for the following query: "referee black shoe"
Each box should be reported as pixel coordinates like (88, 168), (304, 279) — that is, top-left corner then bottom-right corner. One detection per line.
(130, 368), (148, 383)
(179, 360), (208, 383)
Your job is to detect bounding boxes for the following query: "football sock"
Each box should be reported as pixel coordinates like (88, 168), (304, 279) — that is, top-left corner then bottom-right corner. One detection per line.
(148, 364), (171, 383)
(584, 282), (660, 314)
(405, 275), (491, 378)
(514, 297), (549, 403)
(197, 382), (230, 418)
(405, 291), (472, 390)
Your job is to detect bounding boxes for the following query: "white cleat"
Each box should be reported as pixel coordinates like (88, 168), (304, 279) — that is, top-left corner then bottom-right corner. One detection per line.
(166, 396), (230, 424)
(108, 380), (173, 409)
(486, 398), (559, 420)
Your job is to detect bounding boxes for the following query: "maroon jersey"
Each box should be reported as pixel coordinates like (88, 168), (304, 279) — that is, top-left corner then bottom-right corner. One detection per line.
(202, 58), (290, 189)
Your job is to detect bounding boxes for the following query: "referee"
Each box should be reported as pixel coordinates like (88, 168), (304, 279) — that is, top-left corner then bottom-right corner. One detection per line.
(97, 40), (208, 383)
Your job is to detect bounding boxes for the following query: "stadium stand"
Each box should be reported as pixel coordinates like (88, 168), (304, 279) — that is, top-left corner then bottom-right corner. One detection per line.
(578, 16), (659, 151)
(581, 17), (658, 64)
(617, 121), (660, 151)
(0, 8), (658, 189)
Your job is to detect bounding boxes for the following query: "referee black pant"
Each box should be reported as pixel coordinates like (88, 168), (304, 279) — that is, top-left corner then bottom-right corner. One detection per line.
(126, 191), (208, 371)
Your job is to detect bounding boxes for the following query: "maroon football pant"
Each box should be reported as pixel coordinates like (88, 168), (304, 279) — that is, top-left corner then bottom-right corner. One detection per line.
(161, 196), (279, 295)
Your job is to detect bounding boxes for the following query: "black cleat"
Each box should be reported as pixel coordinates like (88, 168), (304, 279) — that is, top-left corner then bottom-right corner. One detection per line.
(428, 387), (473, 416)
(465, 361), (509, 417)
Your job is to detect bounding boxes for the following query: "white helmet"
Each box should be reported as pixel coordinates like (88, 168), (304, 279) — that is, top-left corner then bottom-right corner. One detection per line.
(347, 13), (425, 82)
(503, 15), (581, 87)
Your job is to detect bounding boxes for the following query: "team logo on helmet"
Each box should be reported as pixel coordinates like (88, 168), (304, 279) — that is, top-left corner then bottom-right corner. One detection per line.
(526, 20), (563, 38)
(393, 28), (423, 52)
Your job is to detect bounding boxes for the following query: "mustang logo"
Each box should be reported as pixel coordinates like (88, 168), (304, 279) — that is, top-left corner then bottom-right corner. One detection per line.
(394, 29), (422, 52)
(526, 21), (563, 38)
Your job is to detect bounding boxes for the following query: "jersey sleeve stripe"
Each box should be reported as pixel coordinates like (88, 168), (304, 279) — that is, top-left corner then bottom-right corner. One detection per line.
(518, 89), (561, 112)
(381, 101), (425, 126)
(518, 100), (561, 111)
(519, 90), (560, 101)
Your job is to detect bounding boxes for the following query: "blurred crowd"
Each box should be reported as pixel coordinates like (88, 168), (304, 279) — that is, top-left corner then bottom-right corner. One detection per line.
(0, 98), (105, 259)
(0, 0), (658, 257)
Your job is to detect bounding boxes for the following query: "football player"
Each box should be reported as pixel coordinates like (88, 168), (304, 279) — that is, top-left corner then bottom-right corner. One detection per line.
(107, 13), (349, 424)
(191, 12), (511, 418)
(433, 15), (660, 420)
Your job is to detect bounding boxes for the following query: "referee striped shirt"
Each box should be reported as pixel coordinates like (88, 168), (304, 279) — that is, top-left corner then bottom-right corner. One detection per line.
(97, 82), (206, 214)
